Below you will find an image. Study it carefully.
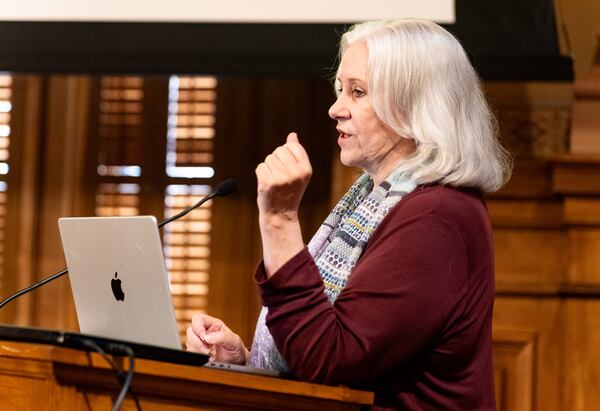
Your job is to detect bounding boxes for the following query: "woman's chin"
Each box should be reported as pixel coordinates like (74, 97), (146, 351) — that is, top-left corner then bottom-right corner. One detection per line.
(339, 153), (360, 169)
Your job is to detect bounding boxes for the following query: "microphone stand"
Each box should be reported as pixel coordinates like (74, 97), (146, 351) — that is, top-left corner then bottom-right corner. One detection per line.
(0, 178), (236, 310)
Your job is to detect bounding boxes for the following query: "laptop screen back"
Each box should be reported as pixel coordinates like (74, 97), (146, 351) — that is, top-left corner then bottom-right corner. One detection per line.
(58, 216), (181, 350)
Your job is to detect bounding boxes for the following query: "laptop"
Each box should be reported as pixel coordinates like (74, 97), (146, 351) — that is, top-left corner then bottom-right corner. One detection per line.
(59, 216), (181, 350)
(58, 215), (281, 377)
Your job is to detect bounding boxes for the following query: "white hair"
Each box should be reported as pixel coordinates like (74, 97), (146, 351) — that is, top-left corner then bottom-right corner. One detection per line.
(338, 19), (512, 193)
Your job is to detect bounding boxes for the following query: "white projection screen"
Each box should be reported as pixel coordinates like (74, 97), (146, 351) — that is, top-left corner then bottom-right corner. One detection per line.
(0, 0), (455, 24)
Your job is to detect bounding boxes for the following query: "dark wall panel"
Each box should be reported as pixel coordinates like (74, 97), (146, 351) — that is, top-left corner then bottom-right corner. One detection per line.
(0, 0), (572, 80)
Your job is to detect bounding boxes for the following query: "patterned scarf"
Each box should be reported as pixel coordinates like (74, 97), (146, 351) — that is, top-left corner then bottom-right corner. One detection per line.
(248, 168), (418, 371)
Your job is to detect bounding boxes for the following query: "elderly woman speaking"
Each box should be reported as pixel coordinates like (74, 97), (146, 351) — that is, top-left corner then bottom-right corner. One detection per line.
(186, 19), (510, 410)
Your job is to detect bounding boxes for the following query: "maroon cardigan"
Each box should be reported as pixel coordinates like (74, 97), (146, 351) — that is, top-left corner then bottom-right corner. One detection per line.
(255, 185), (496, 410)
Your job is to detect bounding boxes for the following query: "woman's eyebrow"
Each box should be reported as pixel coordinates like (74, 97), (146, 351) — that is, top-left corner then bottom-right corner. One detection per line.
(337, 77), (365, 84)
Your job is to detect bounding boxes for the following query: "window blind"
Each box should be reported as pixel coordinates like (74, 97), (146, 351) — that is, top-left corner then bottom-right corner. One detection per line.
(0, 75), (12, 288)
(164, 76), (217, 339)
(95, 76), (144, 216)
(93, 75), (218, 342)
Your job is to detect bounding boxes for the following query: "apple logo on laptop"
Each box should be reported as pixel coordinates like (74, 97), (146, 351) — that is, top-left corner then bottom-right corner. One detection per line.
(111, 272), (125, 301)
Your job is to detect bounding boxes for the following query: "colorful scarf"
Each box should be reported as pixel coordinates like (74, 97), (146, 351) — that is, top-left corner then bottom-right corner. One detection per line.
(248, 168), (418, 371)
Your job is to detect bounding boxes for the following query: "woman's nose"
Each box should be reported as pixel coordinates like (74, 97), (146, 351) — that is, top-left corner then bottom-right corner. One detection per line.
(328, 97), (350, 120)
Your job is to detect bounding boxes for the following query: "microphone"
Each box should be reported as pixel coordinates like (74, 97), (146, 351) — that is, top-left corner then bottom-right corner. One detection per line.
(0, 178), (237, 310)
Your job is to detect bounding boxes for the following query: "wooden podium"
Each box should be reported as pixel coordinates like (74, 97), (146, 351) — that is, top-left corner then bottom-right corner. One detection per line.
(0, 339), (373, 410)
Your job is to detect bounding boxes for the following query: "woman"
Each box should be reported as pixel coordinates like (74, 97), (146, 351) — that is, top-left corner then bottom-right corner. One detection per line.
(186, 19), (510, 410)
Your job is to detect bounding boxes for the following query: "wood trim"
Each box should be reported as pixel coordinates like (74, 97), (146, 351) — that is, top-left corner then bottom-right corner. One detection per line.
(487, 199), (564, 228)
(558, 283), (600, 297)
(552, 158), (600, 195)
(563, 198), (600, 224)
(496, 282), (600, 298)
(496, 283), (561, 297)
(550, 154), (600, 164)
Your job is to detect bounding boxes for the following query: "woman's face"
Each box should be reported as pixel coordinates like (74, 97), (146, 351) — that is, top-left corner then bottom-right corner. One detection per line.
(329, 42), (414, 185)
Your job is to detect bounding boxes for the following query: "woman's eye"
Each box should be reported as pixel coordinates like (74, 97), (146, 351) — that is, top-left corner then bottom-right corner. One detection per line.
(353, 89), (365, 97)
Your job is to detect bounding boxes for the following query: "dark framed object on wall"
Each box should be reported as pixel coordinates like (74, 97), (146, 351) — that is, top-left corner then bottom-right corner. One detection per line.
(0, 0), (573, 81)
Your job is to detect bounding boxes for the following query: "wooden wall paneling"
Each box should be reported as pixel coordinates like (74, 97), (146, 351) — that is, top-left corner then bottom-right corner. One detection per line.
(487, 199), (563, 228)
(32, 75), (94, 331)
(561, 299), (600, 411)
(570, 100), (600, 154)
(493, 298), (563, 411)
(81, 76), (102, 215)
(492, 328), (536, 411)
(139, 77), (170, 217)
(484, 81), (573, 108)
(255, 77), (335, 339)
(556, 0), (600, 80)
(563, 198), (600, 225)
(253, 77), (334, 238)
(209, 77), (263, 345)
(549, 43), (600, 409)
(64, 77), (98, 218)
(552, 158), (600, 194)
(484, 81), (572, 159)
(494, 159), (556, 198)
(491, 160), (565, 295)
(566, 228), (600, 284)
(0, 76), (44, 326)
(552, 157), (600, 285)
(488, 159), (566, 292)
(482, 81), (578, 410)
(493, 228), (567, 291)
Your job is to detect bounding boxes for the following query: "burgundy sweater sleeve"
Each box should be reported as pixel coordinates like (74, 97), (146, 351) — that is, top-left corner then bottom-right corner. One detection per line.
(255, 208), (469, 385)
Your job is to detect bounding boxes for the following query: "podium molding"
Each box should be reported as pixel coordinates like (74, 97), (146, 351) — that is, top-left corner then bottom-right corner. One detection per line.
(0, 339), (374, 410)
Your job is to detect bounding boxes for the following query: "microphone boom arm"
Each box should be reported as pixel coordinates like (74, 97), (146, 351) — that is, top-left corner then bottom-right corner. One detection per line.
(0, 268), (68, 310)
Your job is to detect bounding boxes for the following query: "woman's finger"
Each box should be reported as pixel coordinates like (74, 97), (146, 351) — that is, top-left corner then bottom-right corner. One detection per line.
(256, 161), (274, 187)
(204, 330), (238, 349)
(191, 313), (222, 340)
(272, 145), (297, 166)
(285, 132), (310, 163)
(264, 153), (284, 171)
(186, 325), (210, 354)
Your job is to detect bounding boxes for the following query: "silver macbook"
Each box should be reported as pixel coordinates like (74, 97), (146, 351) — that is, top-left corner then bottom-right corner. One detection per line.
(58, 215), (282, 377)
(59, 216), (181, 350)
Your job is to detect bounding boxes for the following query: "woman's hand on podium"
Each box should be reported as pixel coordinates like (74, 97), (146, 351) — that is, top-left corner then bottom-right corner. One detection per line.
(186, 313), (249, 365)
